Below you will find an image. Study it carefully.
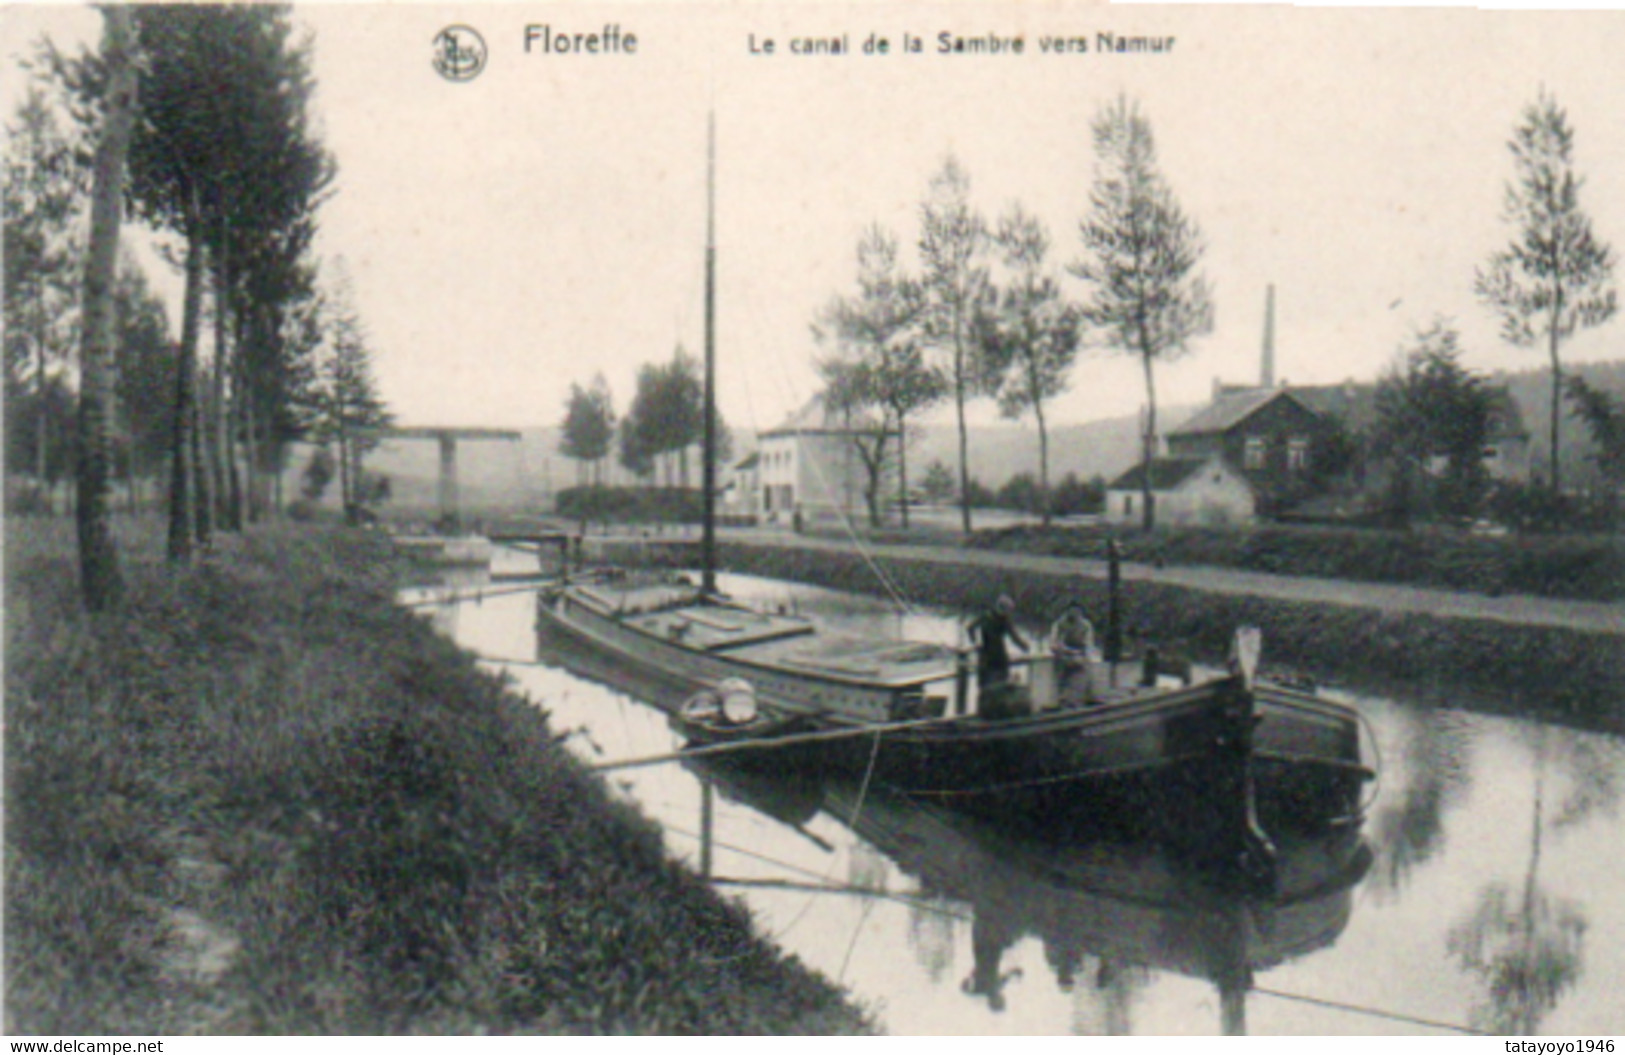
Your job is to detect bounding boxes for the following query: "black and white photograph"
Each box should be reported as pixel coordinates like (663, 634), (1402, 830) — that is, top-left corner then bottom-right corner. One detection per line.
(4, 1), (1623, 1038)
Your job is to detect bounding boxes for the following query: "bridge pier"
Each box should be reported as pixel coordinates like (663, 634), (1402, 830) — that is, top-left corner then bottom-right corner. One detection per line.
(379, 426), (521, 533)
(438, 435), (459, 532)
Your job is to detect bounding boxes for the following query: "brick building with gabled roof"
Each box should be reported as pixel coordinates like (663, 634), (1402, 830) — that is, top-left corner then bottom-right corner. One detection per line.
(1165, 387), (1337, 515)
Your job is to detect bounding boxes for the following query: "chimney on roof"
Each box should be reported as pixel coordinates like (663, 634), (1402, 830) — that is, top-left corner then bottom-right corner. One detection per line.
(1260, 284), (1276, 389)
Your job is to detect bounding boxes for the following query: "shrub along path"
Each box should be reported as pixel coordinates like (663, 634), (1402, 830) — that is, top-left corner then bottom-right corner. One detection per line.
(727, 530), (1623, 636)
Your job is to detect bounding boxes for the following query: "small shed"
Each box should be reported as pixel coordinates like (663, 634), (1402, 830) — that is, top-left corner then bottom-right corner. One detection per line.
(1106, 455), (1256, 528)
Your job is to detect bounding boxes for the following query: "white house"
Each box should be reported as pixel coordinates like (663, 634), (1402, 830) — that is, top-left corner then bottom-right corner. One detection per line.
(718, 452), (760, 524)
(756, 396), (893, 527)
(1105, 455), (1256, 528)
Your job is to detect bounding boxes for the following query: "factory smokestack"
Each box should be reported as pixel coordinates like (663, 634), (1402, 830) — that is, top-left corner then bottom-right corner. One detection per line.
(1260, 284), (1276, 389)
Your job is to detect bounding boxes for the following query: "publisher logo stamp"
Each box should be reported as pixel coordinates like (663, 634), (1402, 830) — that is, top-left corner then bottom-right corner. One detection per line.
(433, 25), (487, 82)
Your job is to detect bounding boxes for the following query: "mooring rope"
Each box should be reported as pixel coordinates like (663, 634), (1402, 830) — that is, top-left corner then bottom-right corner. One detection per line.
(400, 580), (554, 609)
(587, 713), (963, 773)
(1250, 985), (1485, 1035)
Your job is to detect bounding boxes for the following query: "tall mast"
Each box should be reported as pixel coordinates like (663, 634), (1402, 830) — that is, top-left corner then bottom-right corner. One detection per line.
(701, 112), (718, 595)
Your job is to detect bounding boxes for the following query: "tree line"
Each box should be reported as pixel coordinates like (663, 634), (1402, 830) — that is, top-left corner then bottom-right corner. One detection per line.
(814, 90), (1618, 533)
(557, 346), (732, 493)
(3, 6), (391, 610)
(1357, 90), (1621, 528)
(550, 89), (1619, 537)
(814, 96), (1212, 532)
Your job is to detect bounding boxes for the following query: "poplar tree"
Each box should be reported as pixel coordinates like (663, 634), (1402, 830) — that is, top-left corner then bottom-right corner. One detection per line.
(1072, 95), (1213, 531)
(980, 204), (1082, 525)
(1475, 92), (1617, 496)
(560, 374), (615, 485)
(112, 260), (178, 510)
(918, 156), (990, 533)
(3, 85), (85, 512)
(75, 6), (140, 610)
(114, 4), (329, 554)
(311, 265), (390, 521)
(816, 224), (945, 527)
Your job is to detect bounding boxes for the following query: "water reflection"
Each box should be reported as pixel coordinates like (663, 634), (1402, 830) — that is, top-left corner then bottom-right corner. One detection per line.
(1367, 707), (1475, 900)
(403, 560), (1625, 1034)
(691, 756), (1372, 1034)
(1550, 735), (1625, 833)
(1447, 730), (1589, 1033)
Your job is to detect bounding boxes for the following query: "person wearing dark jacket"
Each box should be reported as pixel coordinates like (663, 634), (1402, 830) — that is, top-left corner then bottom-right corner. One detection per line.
(968, 594), (1028, 691)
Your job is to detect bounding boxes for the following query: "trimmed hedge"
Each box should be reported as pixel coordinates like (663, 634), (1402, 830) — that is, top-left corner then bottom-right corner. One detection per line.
(555, 486), (701, 526)
(966, 523), (1625, 603)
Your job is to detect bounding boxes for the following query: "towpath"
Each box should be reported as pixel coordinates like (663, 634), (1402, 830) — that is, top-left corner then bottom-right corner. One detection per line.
(723, 530), (1624, 636)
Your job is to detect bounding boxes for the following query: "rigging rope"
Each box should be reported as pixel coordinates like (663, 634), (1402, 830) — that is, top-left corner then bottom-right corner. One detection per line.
(847, 728), (884, 827)
(838, 896), (877, 983)
(741, 269), (924, 620)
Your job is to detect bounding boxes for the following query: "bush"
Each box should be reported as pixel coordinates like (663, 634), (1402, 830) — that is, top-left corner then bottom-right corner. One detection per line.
(555, 485), (702, 527)
(1050, 473), (1106, 517)
(996, 473), (1041, 515)
(1488, 482), (1622, 535)
(962, 477), (996, 509)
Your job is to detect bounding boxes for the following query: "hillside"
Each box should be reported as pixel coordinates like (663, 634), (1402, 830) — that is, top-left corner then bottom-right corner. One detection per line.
(1493, 359), (1625, 488)
(322, 411), (1166, 517)
(289, 358), (1623, 516)
(906, 411), (1179, 489)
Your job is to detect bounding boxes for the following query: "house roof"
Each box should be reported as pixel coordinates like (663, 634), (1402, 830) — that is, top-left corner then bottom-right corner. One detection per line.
(1168, 387), (1318, 437)
(762, 397), (828, 436)
(761, 395), (891, 438)
(1292, 383), (1378, 433)
(733, 452), (760, 471)
(1108, 456), (1236, 492)
(1293, 380), (1527, 440)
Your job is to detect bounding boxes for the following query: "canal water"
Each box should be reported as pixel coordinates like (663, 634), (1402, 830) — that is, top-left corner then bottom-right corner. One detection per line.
(403, 551), (1625, 1036)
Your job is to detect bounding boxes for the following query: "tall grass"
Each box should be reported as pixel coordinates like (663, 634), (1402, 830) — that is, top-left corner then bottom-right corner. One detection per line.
(5, 518), (870, 1034)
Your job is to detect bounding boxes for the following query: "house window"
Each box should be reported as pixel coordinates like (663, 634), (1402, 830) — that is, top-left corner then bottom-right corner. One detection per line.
(1244, 438), (1266, 470)
(1288, 438), (1310, 472)
(1123, 495), (1134, 517)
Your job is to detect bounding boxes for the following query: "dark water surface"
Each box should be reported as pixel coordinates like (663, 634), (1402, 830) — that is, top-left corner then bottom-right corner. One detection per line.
(403, 552), (1625, 1035)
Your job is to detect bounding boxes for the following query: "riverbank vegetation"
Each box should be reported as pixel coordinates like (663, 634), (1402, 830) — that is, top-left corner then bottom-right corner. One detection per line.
(4, 519), (871, 1034)
(966, 521), (1624, 603)
(718, 540), (1624, 729)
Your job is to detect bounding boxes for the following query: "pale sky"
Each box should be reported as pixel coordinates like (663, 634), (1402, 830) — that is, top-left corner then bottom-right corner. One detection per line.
(6, 3), (1625, 436)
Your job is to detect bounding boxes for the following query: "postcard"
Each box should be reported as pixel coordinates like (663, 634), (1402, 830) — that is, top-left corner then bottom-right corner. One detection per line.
(4, 1), (1622, 1040)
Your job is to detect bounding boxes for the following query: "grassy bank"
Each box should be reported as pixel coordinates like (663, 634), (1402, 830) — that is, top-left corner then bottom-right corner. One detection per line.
(4, 519), (871, 1034)
(718, 541), (1625, 732)
(966, 522), (1625, 603)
